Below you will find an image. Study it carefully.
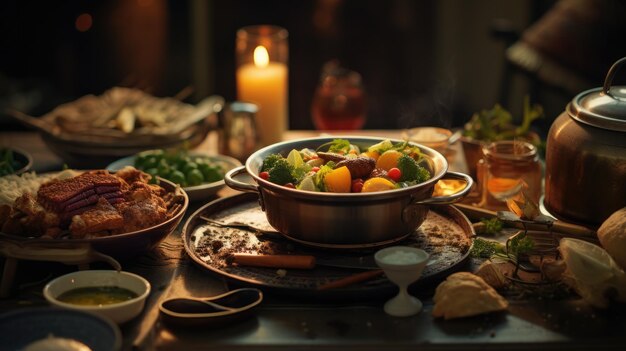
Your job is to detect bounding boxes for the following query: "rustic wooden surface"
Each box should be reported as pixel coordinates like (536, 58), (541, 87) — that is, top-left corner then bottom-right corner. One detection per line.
(1, 130), (624, 351)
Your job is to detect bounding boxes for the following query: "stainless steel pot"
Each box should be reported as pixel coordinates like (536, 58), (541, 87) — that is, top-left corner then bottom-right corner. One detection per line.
(225, 136), (472, 248)
(545, 57), (626, 226)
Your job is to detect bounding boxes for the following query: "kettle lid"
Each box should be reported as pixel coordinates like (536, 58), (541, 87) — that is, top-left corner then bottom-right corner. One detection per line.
(568, 57), (626, 132)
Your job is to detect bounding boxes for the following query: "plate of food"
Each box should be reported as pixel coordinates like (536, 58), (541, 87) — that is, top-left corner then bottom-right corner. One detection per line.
(0, 167), (188, 260)
(9, 87), (224, 168)
(106, 149), (241, 202)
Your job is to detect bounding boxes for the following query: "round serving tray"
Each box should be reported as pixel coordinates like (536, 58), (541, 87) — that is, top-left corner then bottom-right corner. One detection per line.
(182, 193), (474, 299)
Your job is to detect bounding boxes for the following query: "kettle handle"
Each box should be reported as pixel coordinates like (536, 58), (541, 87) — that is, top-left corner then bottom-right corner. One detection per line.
(603, 57), (626, 97)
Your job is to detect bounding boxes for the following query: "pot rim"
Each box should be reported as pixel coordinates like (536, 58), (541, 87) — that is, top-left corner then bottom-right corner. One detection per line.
(243, 135), (449, 200)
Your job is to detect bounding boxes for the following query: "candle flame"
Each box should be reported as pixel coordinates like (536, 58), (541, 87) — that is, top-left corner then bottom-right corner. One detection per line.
(253, 46), (269, 68)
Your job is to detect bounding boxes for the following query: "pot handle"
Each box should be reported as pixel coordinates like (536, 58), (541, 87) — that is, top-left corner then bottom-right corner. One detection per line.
(224, 166), (260, 194)
(603, 57), (626, 97)
(415, 171), (474, 205)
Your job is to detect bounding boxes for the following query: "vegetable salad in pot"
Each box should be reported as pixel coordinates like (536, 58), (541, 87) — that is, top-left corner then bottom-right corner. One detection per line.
(258, 139), (431, 193)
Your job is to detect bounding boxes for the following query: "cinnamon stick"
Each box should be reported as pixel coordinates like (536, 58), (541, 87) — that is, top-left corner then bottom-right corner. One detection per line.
(317, 269), (384, 290)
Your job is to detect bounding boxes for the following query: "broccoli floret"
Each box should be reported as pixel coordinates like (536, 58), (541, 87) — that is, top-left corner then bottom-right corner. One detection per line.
(397, 154), (431, 183)
(268, 159), (296, 185)
(261, 154), (284, 172)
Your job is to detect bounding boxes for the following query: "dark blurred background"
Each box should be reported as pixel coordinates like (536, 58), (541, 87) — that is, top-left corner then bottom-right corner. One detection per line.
(1, 0), (625, 136)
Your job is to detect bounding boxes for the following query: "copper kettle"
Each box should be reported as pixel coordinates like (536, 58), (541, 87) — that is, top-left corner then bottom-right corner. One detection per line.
(545, 57), (626, 227)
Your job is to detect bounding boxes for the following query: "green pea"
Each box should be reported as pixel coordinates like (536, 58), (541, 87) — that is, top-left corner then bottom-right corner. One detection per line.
(157, 158), (171, 174)
(168, 170), (186, 186)
(186, 169), (204, 186)
(142, 156), (159, 170)
(175, 157), (191, 169)
(182, 162), (198, 174)
(197, 163), (220, 182)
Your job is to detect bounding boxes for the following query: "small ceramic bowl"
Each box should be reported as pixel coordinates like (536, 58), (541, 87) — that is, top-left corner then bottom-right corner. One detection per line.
(43, 270), (151, 324)
(0, 146), (33, 176)
(404, 127), (453, 153)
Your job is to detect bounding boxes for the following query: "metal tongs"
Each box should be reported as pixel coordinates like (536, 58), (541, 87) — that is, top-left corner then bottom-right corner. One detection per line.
(158, 288), (263, 327)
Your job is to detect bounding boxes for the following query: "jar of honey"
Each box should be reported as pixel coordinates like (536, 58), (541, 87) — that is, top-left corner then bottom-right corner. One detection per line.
(476, 140), (542, 211)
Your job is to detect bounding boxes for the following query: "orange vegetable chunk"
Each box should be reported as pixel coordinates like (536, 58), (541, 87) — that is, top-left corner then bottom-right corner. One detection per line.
(375, 150), (403, 171)
(323, 166), (352, 193)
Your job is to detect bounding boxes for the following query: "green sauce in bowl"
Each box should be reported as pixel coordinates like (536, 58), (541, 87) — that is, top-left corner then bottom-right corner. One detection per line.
(57, 286), (138, 306)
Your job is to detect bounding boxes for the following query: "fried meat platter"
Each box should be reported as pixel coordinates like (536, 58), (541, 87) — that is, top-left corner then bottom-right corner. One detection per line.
(0, 166), (185, 240)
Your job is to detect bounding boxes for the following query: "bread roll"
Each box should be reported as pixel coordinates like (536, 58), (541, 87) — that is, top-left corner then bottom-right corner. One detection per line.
(432, 272), (508, 320)
(597, 207), (626, 270)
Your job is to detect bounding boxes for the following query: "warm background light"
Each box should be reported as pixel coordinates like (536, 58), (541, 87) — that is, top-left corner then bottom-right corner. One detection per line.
(75, 13), (93, 32)
(253, 46), (269, 68)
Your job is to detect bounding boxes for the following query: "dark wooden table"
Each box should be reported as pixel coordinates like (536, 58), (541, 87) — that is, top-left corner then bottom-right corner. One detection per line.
(1, 131), (624, 351)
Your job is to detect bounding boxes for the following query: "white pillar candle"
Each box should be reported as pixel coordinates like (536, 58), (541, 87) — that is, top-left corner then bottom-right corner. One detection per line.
(236, 45), (288, 146)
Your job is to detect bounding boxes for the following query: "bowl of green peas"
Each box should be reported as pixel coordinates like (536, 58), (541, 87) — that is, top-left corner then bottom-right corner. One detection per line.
(0, 147), (33, 177)
(107, 148), (241, 202)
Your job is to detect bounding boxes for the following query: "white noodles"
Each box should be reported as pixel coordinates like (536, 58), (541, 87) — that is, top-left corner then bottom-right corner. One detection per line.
(0, 170), (80, 206)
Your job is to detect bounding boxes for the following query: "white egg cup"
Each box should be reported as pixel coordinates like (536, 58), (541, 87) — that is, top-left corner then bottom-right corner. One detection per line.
(375, 246), (430, 317)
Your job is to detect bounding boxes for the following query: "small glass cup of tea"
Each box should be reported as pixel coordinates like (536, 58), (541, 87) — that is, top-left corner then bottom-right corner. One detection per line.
(311, 61), (367, 130)
(476, 140), (542, 211)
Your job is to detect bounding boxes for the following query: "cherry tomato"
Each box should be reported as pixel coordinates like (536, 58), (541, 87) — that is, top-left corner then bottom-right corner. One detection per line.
(311, 166), (320, 173)
(284, 183), (295, 188)
(387, 168), (401, 182)
(351, 178), (364, 193)
(259, 171), (269, 180)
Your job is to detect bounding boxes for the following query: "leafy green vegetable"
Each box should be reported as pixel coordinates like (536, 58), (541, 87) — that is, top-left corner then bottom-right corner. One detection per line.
(508, 232), (534, 258)
(367, 140), (394, 154)
(396, 154), (431, 182)
(477, 217), (503, 236)
(368, 139), (424, 161)
(470, 238), (506, 258)
(463, 96), (543, 142)
(328, 139), (351, 154)
(260, 154), (284, 172)
(267, 159), (296, 185)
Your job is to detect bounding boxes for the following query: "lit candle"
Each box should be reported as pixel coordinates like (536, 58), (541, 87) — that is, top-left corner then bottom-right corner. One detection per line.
(236, 26), (288, 146)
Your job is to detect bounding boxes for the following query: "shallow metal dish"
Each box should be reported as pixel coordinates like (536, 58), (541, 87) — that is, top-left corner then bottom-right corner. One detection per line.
(182, 192), (474, 299)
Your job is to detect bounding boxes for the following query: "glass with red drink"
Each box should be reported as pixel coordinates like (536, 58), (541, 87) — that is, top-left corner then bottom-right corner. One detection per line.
(311, 62), (367, 130)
